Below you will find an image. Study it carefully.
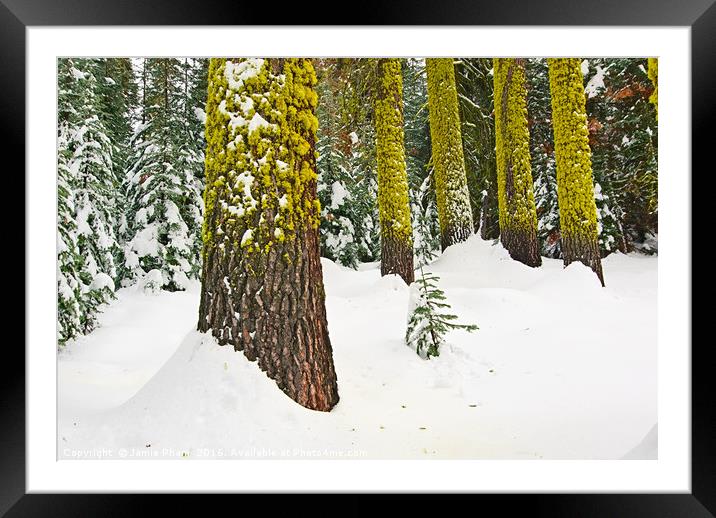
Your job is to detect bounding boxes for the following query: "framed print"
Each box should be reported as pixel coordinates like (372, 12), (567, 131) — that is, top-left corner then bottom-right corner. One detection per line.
(6, 0), (711, 513)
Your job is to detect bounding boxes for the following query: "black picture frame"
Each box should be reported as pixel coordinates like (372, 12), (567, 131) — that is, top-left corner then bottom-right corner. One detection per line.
(6, 0), (709, 514)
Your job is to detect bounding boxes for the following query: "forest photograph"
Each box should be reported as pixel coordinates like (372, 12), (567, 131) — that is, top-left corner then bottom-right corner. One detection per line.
(57, 56), (658, 460)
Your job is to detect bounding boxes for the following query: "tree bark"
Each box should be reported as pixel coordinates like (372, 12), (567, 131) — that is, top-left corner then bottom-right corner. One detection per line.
(425, 58), (474, 251)
(493, 58), (542, 267)
(198, 58), (339, 411)
(548, 58), (605, 286)
(374, 58), (414, 284)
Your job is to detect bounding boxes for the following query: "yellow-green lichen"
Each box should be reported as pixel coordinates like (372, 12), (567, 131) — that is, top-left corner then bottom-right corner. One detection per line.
(547, 58), (601, 249)
(647, 57), (658, 119)
(202, 58), (321, 261)
(374, 58), (413, 247)
(492, 58), (540, 242)
(201, 58), (227, 259)
(425, 58), (473, 247)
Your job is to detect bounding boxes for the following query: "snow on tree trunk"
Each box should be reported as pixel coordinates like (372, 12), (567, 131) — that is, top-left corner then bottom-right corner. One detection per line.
(493, 58), (542, 267)
(198, 58), (339, 412)
(425, 58), (474, 251)
(374, 59), (414, 284)
(547, 58), (605, 286)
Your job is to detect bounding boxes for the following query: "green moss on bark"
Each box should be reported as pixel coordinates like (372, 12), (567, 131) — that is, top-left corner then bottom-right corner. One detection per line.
(547, 58), (604, 286)
(202, 58), (321, 261)
(199, 58), (339, 411)
(374, 58), (414, 283)
(425, 58), (473, 250)
(493, 58), (541, 267)
(647, 57), (658, 119)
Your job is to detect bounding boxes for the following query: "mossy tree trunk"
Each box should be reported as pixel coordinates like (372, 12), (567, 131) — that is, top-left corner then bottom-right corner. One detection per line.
(198, 58), (339, 411)
(547, 58), (605, 286)
(425, 58), (474, 251)
(493, 58), (542, 267)
(647, 57), (658, 119)
(374, 59), (414, 284)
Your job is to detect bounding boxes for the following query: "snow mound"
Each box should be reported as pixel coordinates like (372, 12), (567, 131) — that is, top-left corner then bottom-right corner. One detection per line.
(59, 236), (657, 459)
(141, 269), (165, 294)
(89, 272), (115, 292)
(373, 273), (409, 292)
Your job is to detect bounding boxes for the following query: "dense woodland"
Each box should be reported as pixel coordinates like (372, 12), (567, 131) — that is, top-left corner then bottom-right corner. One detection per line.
(57, 57), (658, 411)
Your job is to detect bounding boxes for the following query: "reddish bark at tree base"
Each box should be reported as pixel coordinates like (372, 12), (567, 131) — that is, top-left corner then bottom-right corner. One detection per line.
(198, 224), (340, 412)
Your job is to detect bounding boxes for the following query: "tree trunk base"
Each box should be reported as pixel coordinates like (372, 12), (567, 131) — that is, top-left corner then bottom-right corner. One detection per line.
(381, 234), (414, 284)
(563, 233), (605, 287)
(440, 224), (473, 252)
(198, 228), (340, 412)
(501, 227), (542, 267)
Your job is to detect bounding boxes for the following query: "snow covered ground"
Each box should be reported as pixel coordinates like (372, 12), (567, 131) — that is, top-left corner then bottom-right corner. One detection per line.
(58, 236), (657, 459)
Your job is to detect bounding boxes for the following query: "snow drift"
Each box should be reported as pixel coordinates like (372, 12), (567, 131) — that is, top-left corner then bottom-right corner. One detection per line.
(59, 236), (657, 459)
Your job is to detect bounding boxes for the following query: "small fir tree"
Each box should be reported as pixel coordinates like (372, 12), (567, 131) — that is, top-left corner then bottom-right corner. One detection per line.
(406, 266), (478, 359)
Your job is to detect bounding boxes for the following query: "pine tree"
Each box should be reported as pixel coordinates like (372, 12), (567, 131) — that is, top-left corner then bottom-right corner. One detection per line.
(454, 58), (499, 240)
(315, 59), (378, 268)
(493, 58), (541, 267)
(402, 59), (439, 266)
(526, 58), (561, 258)
(425, 58), (474, 250)
(582, 58), (657, 254)
(58, 59), (84, 344)
(374, 59), (414, 284)
(338, 58), (382, 264)
(406, 266), (478, 359)
(582, 58), (628, 256)
(315, 87), (355, 267)
(94, 58), (138, 181)
(121, 58), (204, 291)
(198, 58), (339, 412)
(57, 123), (83, 345)
(547, 58), (605, 286)
(60, 60), (121, 332)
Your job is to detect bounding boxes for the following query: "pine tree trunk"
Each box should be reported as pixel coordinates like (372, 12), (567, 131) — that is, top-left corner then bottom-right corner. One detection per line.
(547, 58), (605, 286)
(198, 58), (339, 411)
(425, 58), (474, 251)
(647, 57), (658, 119)
(493, 58), (542, 267)
(479, 188), (499, 240)
(141, 60), (146, 125)
(374, 59), (414, 284)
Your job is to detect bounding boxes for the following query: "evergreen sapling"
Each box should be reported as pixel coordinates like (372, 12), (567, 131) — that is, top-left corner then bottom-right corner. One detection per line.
(406, 266), (478, 359)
